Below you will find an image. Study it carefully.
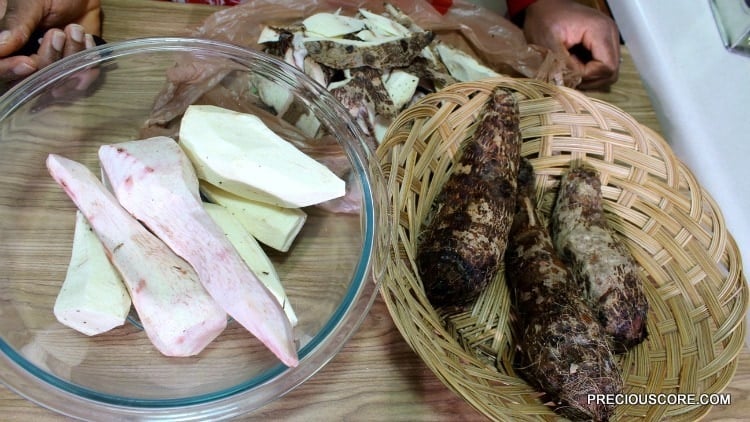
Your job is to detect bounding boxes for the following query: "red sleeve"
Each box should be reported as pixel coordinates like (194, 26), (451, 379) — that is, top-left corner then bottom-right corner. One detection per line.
(427, 0), (453, 15)
(506, 0), (537, 19)
(427, 1), (535, 18)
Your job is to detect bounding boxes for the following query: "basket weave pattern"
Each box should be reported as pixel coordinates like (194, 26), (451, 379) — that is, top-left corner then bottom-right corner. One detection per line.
(376, 77), (748, 421)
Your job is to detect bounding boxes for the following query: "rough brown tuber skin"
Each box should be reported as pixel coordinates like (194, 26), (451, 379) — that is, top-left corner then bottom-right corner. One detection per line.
(329, 66), (397, 120)
(551, 165), (649, 352)
(304, 31), (435, 70)
(417, 88), (521, 307)
(505, 159), (622, 422)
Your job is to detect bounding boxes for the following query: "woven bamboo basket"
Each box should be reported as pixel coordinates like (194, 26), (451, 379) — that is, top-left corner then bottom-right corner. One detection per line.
(375, 77), (748, 421)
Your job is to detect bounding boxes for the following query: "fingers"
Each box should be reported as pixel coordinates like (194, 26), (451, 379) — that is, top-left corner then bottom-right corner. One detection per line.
(1, 24), (98, 85)
(581, 12), (620, 89)
(578, 60), (619, 91)
(63, 23), (88, 56)
(0, 27), (29, 57)
(0, 0), (101, 57)
(577, 29), (620, 90)
(63, 23), (86, 57)
(521, 0), (621, 90)
(0, 54), (36, 81)
(0, 1), (44, 57)
(566, 50), (619, 91)
(31, 28), (65, 70)
(30, 24), (97, 72)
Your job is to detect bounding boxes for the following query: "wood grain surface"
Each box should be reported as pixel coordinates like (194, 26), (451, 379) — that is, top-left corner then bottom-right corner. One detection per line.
(0, 1), (746, 420)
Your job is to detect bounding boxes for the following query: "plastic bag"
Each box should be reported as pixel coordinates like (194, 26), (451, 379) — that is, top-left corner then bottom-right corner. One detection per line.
(147, 0), (579, 125)
(193, 0), (577, 84)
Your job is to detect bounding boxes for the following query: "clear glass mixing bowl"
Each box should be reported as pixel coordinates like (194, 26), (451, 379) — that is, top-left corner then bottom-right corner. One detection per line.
(0, 37), (385, 420)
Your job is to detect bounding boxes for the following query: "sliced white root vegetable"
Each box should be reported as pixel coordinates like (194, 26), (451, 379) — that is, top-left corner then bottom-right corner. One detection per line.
(257, 26), (281, 44)
(302, 12), (367, 38)
(303, 56), (328, 89)
(358, 8), (412, 37)
(258, 78), (293, 116)
(203, 202), (298, 327)
(294, 111), (323, 139)
(435, 43), (500, 82)
(356, 29), (378, 41)
(46, 154), (227, 357)
(419, 45), (442, 68)
(384, 70), (420, 110)
(179, 104), (345, 208)
(98, 137), (298, 367)
(201, 182), (306, 253)
(53, 211), (131, 336)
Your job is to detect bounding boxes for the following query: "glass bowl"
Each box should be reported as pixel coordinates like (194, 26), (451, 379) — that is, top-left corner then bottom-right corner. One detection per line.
(0, 37), (385, 420)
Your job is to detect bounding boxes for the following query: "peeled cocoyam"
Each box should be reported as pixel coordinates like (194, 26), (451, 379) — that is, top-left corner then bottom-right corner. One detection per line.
(302, 12), (367, 38)
(384, 70), (420, 110)
(179, 105), (345, 208)
(98, 137), (297, 366)
(357, 8), (411, 37)
(258, 78), (293, 116)
(203, 202), (298, 327)
(258, 26), (282, 44)
(54, 211), (131, 336)
(200, 182), (307, 252)
(355, 29), (378, 41)
(47, 153), (228, 357)
(434, 43), (500, 82)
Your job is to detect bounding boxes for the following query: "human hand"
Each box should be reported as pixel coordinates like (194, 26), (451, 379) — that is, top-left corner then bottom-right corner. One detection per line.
(522, 0), (620, 90)
(0, 0), (101, 84)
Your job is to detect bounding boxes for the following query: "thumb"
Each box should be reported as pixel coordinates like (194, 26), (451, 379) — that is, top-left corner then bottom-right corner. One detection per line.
(0, 5), (44, 57)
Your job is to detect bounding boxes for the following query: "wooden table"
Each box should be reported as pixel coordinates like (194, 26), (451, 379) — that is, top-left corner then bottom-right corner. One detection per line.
(1, 1), (747, 420)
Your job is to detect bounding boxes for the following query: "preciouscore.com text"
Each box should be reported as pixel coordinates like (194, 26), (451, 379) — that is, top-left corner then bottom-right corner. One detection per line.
(587, 393), (731, 406)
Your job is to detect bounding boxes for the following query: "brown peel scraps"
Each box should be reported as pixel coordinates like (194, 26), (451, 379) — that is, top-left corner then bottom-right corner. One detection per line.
(146, 0), (578, 129)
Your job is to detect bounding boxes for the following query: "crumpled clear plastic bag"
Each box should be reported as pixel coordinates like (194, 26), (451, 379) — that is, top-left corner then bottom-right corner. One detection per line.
(147, 0), (579, 126)
(190, 0), (578, 83)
